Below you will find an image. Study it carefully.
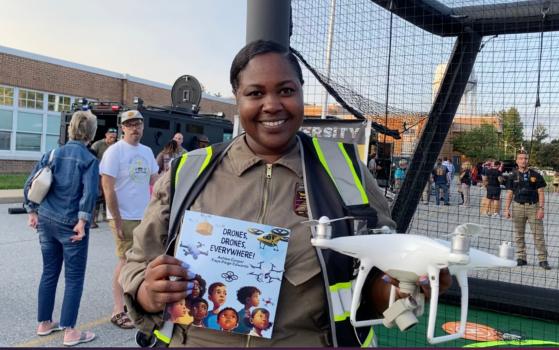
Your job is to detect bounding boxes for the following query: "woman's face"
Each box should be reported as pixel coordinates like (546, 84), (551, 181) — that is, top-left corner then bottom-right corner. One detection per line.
(235, 52), (304, 161)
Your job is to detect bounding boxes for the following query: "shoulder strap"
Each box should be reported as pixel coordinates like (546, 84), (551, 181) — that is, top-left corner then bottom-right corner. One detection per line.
(309, 136), (368, 206)
(47, 149), (55, 166)
(167, 141), (232, 251)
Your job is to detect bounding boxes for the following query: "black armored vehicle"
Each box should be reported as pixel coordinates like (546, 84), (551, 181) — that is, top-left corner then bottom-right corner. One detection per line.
(59, 75), (233, 155)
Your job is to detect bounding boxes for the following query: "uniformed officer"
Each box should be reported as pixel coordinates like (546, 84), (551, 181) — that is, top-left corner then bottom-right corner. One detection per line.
(504, 151), (551, 270)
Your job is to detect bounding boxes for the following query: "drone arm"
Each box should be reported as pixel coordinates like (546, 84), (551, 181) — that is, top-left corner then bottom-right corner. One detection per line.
(425, 265), (441, 344)
(426, 268), (468, 344)
(389, 285), (397, 306)
(349, 259), (384, 327)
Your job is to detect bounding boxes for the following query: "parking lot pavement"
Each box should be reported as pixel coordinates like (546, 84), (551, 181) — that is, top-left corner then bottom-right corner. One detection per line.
(0, 203), (136, 347)
(2, 184), (557, 346)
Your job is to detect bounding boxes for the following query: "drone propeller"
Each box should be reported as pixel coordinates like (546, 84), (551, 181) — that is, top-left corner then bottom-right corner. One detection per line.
(248, 228), (265, 236)
(271, 228), (290, 236)
(443, 223), (484, 239)
(302, 216), (355, 227)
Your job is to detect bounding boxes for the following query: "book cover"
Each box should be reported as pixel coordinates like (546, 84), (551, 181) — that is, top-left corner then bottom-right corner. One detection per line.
(171, 210), (290, 338)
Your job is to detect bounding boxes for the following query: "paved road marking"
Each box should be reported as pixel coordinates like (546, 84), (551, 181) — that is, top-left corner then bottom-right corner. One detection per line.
(15, 316), (111, 347)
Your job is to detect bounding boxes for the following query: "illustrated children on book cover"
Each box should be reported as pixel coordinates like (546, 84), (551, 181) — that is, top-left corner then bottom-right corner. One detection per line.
(171, 211), (290, 339)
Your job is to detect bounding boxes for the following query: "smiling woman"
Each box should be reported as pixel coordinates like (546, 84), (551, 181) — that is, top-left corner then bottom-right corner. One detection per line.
(231, 42), (305, 163)
(119, 40), (450, 348)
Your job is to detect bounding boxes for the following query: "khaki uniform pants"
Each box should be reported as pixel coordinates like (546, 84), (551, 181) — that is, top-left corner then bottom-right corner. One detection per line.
(512, 202), (547, 261)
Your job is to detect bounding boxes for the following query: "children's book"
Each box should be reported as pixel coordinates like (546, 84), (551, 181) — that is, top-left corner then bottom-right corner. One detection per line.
(170, 210), (290, 338)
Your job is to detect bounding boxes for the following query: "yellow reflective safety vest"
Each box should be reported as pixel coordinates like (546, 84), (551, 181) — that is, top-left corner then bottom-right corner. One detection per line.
(165, 132), (379, 347)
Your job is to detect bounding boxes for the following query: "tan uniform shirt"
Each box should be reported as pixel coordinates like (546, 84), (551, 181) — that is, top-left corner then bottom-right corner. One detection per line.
(121, 135), (394, 347)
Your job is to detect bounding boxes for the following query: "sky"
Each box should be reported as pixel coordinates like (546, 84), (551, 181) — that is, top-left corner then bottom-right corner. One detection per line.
(1, 0), (247, 98)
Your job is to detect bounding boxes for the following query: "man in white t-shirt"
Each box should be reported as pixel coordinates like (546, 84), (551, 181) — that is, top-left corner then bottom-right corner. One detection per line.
(100, 110), (159, 329)
(443, 157), (455, 185)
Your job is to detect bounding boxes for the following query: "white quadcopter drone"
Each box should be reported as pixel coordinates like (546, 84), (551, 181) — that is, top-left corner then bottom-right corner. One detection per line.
(306, 217), (516, 344)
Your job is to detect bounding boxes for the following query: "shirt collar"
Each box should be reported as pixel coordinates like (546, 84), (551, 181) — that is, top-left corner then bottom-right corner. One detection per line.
(227, 135), (302, 178)
(68, 140), (86, 147)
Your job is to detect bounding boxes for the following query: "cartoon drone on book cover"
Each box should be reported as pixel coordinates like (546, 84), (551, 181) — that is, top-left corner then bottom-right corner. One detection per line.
(248, 261), (283, 283)
(179, 242), (208, 260)
(248, 228), (290, 251)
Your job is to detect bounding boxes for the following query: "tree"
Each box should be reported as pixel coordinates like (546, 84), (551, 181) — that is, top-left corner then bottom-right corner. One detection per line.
(532, 124), (549, 143)
(452, 123), (502, 163)
(535, 139), (559, 170)
(527, 124), (549, 166)
(500, 107), (524, 159)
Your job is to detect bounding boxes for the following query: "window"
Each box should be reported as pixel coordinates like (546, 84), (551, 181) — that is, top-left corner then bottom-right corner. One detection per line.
(0, 131), (10, 150)
(48, 94), (71, 112)
(0, 86), (14, 106)
(16, 111), (42, 151)
(16, 133), (41, 151)
(18, 89), (44, 109)
(0, 109), (13, 130)
(0, 87), (72, 153)
(0, 109), (13, 150)
(186, 124), (204, 134)
(45, 135), (60, 151)
(45, 114), (61, 151)
(223, 132), (232, 141)
(46, 115), (61, 134)
(148, 118), (170, 130)
(17, 112), (42, 133)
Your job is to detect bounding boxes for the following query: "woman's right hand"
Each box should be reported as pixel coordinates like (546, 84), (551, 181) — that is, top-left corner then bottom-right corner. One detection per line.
(28, 212), (38, 230)
(137, 255), (191, 313)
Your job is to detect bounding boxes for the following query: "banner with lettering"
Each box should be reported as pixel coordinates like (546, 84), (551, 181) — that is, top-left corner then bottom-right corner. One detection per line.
(300, 118), (370, 162)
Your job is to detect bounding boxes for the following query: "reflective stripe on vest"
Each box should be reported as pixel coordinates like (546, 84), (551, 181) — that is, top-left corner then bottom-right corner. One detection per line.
(169, 146), (213, 229)
(362, 327), (376, 348)
(312, 138), (369, 206)
(329, 281), (354, 322)
(153, 329), (171, 345)
(330, 281), (376, 347)
(174, 147), (213, 188)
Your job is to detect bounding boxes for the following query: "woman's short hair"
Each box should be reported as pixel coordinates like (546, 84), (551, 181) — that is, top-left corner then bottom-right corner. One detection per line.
(230, 40), (304, 93)
(68, 111), (97, 142)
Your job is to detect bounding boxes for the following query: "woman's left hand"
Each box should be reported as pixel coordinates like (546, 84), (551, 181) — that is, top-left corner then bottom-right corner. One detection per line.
(70, 219), (87, 242)
(28, 212), (39, 230)
(382, 268), (453, 299)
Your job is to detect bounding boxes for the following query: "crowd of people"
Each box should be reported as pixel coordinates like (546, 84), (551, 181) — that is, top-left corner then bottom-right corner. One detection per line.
(23, 107), (212, 345)
(367, 152), (552, 270)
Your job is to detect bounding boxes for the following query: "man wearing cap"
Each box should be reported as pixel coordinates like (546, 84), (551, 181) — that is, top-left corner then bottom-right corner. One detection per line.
(195, 134), (210, 149)
(100, 110), (159, 328)
(90, 128), (118, 228)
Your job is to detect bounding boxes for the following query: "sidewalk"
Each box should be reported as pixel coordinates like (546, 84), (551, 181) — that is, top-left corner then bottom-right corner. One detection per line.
(0, 189), (24, 204)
